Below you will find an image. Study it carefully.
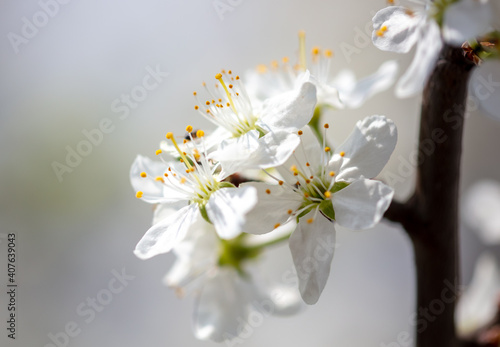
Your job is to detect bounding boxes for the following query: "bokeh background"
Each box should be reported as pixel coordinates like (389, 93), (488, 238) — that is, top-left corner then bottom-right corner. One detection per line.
(0, 0), (499, 346)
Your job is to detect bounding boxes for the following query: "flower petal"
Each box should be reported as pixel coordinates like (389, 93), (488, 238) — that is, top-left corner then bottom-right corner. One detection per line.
(333, 60), (399, 108)
(456, 252), (500, 337)
(240, 182), (302, 235)
(130, 155), (168, 203)
(395, 20), (443, 98)
(463, 180), (500, 245)
(289, 210), (337, 305)
(193, 268), (256, 342)
(206, 186), (258, 239)
(443, 0), (492, 46)
(372, 6), (424, 53)
(331, 179), (393, 230)
(257, 81), (317, 132)
(209, 130), (261, 177)
(134, 204), (198, 259)
(163, 216), (219, 288)
(333, 115), (397, 181)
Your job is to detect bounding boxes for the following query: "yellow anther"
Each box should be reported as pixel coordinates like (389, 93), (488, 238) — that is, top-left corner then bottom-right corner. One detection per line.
(405, 9), (415, 16)
(312, 46), (320, 55)
(282, 56), (289, 63)
(164, 173), (169, 177)
(228, 84), (233, 89)
(155, 176), (164, 183)
(324, 191), (331, 198)
(140, 172), (147, 178)
(287, 209), (293, 215)
(266, 189), (271, 195)
(180, 177), (187, 184)
(215, 73), (222, 79)
(257, 64), (267, 73)
(279, 180), (284, 185)
(387, 0), (394, 4)
(306, 162), (310, 167)
(329, 171), (335, 177)
(136, 191), (143, 198)
(190, 167), (195, 172)
(340, 151), (345, 157)
(228, 70), (232, 74)
(196, 130), (205, 138)
(324, 123), (329, 129)
(205, 101), (210, 105)
(193, 91), (197, 96)
(271, 60), (278, 69)
(307, 218), (314, 224)
(325, 147), (331, 152)
(155, 149), (162, 155)
(236, 76), (240, 80)
(183, 139), (188, 144)
(304, 192), (309, 198)
(325, 49), (333, 58)
(186, 125), (193, 132)
(305, 179), (311, 184)
(376, 26), (388, 37)
(298, 130), (303, 135)
(194, 106), (199, 110)
(290, 165), (298, 172)
(274, 223), (281, 229)
(166, 132), (174, 139)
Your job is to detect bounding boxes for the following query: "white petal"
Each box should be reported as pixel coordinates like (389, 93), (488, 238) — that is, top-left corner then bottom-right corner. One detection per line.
(289, 210), (336, 305)
(372, 6), (424, 53)
(252, 130), (301, 169)
(193, 268), (256, 342)
(333, 115), (398, 181)
(463, 180), (500, 245)
(443, 0), (491, 46)
(470, 59), (500, 121)
(134, 204), (198, 259)
(163, 217), (219, 288)
(456, 252), (500, 337)
(396, 21), (443, 98)
(333, 60), (399, 108)
(331, 179), (393, 230)
(258, 81), (317, 132)
(130, 155), (168, 203)
(265, 285), (303, 316)
(240, 182), (302, 235)
(152, 201), (188, 225)
(209, 130), (261, 176)
(206, 186), (258, 239)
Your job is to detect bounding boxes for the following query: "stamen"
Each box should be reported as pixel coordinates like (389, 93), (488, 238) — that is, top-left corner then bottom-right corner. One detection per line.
(186, 125), (193, 132)
(136, 191), (143, 198)
(155, 149), (162, 155)
(324, 191), (331, 198)
(307, 218), (314, 224)
(215, 73), (238, 114)
(274, 223), (281, 229)
(140, 172), (147, 178)
(340, 151), (345, 157)
(298, 30), (307, 71)
(266, 189), (271, 194)
(325, 147), (331, 152)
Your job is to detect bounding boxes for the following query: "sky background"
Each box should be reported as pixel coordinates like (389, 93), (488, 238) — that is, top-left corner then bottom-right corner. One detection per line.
(0, 0), (499, 346)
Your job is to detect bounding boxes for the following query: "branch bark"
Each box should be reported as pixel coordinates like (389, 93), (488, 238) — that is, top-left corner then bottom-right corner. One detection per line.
(384, 45), (475, 346)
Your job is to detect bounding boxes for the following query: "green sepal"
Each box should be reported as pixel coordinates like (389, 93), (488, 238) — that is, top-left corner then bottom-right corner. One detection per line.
(199, 204), (211, 224)
(319, 199), (335, 221)
(331, 181), (349, 193)
(219, 182), (236, 189)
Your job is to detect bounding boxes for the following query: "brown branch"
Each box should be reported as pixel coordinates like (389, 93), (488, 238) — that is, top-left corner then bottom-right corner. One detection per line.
(384, 44), (475, 347)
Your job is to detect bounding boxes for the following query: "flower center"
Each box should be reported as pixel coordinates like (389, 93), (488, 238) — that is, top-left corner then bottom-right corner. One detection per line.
(193, 70), (259, 137)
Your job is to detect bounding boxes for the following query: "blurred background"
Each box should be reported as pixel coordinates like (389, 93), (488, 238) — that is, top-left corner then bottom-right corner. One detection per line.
(0, 0), (499, 346)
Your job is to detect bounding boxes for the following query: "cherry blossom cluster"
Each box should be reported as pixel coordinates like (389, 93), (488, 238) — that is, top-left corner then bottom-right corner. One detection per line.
(130, 34), (399, 342)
